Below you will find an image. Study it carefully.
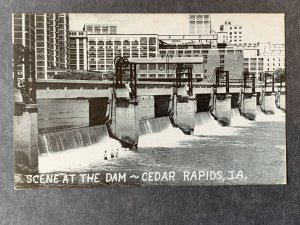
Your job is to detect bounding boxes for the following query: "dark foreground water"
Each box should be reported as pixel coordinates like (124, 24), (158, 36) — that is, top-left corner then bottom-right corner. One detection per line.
(16, 99), (286, 188)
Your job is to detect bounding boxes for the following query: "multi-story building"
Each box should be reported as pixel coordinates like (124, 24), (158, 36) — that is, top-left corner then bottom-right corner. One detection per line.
(83, 24), (117, 34)
(58, 14), (70, 69)
(220, 20), (243, 46)
(242, 42), (285, 77)
(243, 48), (264, 78)
(12, 13), (36, 79)
(69, 31), (88, 70)
(157, 34), (243, 80)
(259, 43), (285, 72)
(69, 27), (243, 81)
(189, 14), (211, 35)
(12, 13), (70, 79)
(86, 34), (159, 73)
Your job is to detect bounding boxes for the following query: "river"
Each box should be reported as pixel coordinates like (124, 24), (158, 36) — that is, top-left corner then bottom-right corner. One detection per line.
(35, 99), (286, 186)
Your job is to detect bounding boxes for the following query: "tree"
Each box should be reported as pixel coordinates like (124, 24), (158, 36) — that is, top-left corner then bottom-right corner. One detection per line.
(241, 68), (250, 78)
(102, 71), (115, 81)
(273, 68), (286, 83)
(53, 71), (103, 80)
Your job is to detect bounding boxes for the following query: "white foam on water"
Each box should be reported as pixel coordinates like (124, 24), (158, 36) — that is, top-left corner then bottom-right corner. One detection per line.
(39, 137), (130, 173)
(256, 106), (285, 122)
(138, 125), (198, 148)
(194, 112), (241, 136)
(231, 108), (253, 127)
(194, 120), (240, 136)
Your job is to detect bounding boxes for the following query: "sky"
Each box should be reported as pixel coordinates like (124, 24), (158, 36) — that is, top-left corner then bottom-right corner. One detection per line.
(69, 13), (285, 44)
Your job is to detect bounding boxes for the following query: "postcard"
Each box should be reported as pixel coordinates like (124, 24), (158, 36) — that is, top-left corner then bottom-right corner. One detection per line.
(13, 13), (286, 188)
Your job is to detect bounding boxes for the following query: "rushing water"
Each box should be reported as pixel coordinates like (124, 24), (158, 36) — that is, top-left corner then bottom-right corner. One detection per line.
(36, 98), (286, 186)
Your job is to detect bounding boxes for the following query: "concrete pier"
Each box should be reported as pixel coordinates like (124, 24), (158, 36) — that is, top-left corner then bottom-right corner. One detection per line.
(137, 96), (154, 120)
(172, 88), (196, 134)
(240, 93), (257, 120)
(277, 87), (286, 111)
(109, 88), (139, 148)
(213, 93), (232, 126)
(261, 92), (276, 114)
(14, 104), (39, 173)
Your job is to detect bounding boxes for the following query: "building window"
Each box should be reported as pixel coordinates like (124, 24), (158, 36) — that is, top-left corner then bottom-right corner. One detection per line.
(158, 64), (165, 70)
(140, 37), (147, 45)
(149, 37), (156, 45)
(140, 64), (147, 70)
(149, 64), (156, 70)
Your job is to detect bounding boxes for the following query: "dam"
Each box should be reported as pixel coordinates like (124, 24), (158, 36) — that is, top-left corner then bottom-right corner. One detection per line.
(13, 58), (286, 186)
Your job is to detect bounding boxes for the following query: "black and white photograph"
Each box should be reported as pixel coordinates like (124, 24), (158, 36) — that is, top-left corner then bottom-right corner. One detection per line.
(13, 13), (286, 188)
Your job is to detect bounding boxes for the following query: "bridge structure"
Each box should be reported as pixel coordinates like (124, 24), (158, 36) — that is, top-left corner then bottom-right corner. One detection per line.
(13, 57), (286, 173)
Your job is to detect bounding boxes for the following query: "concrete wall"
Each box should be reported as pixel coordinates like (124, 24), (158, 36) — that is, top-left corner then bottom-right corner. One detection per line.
(137, 96), (155, 120)
(14, 107), (39, 173)
(277, 87), (286, 110)
(224, 53), (244, 79)
(213, 94), (232, 126)
(240, 93), (257, 120)
(112, 99), (139, 147)
(174, 97), (196, 134)
(279, 93), (286, 110)
(261, 92), (276, 114)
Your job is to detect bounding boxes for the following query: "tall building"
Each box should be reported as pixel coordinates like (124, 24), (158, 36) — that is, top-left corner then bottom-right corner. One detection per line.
(220, 20), (243, 46)
(189, 14), (211, 35)
(12, 13), (36, 79)
(58, 14), (70, 69)
(12, 13), (70, 79)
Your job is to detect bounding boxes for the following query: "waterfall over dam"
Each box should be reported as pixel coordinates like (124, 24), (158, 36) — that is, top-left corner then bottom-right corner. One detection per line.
(138, 117), (171, 136)
(39, 125), (109, 154)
